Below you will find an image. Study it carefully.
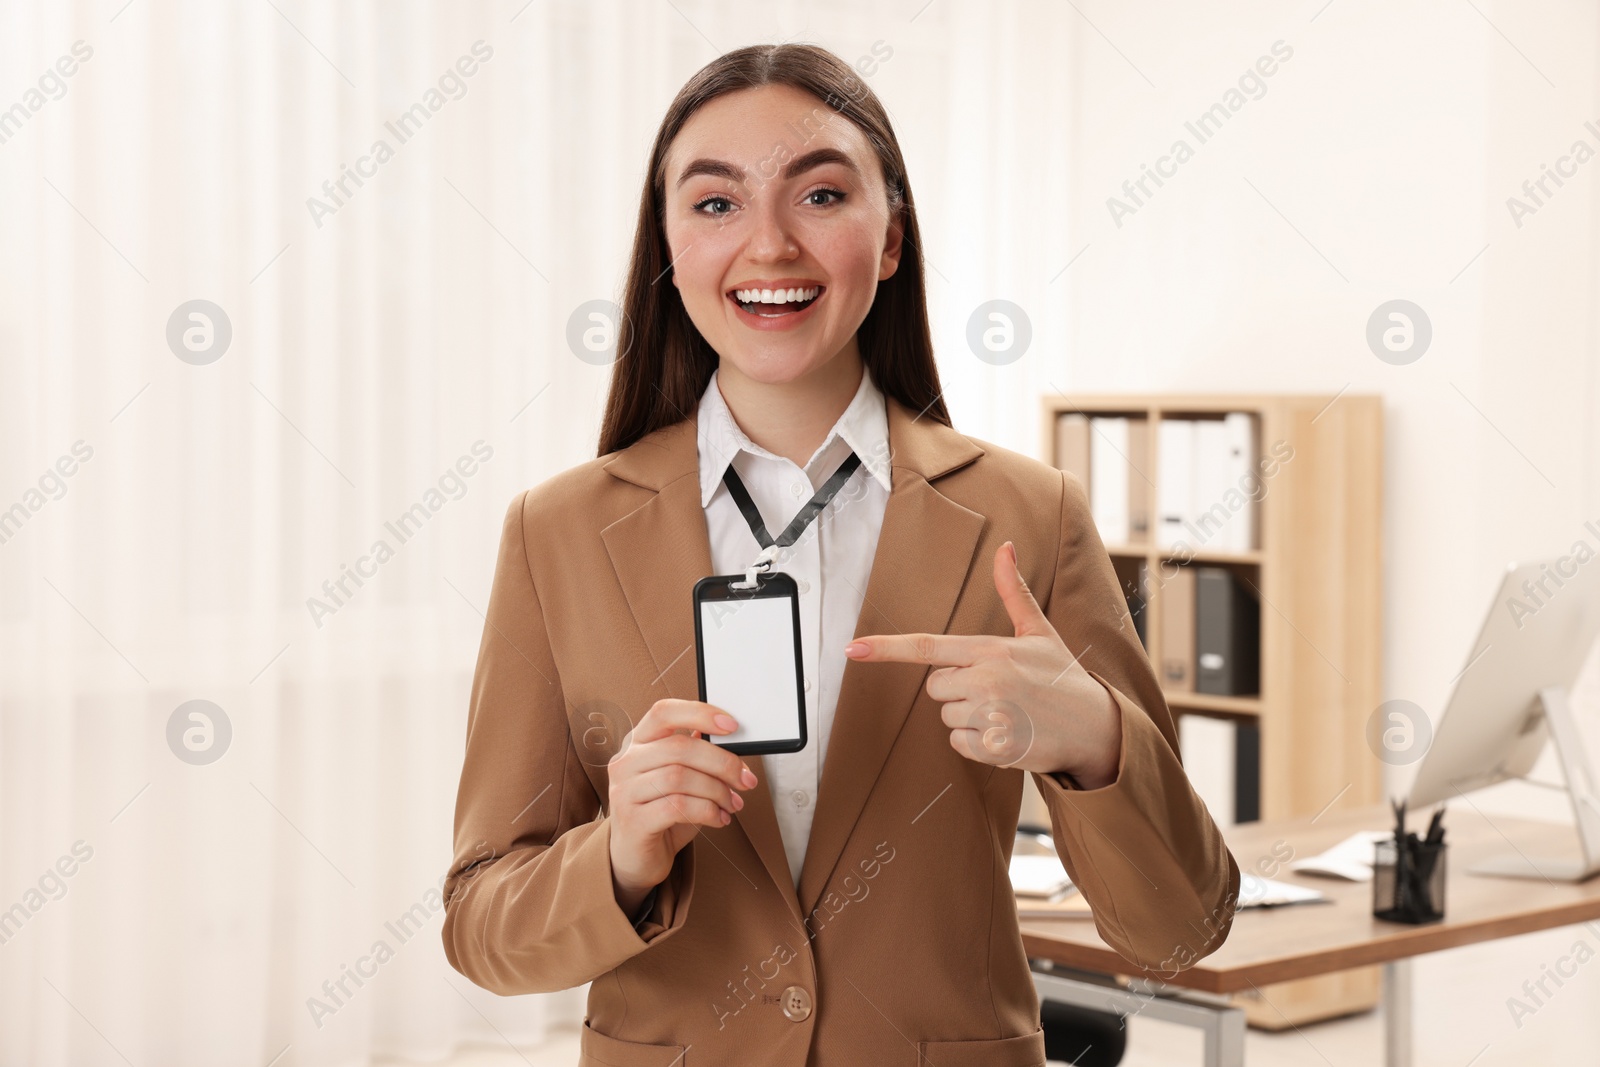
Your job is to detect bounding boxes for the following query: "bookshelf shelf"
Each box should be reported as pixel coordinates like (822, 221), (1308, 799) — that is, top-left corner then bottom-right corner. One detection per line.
(1160, 547), (1266, 565)
(1103, 543), (1267, 565)
(1033, 391), (1385, 1030)
(1163, 690), (1263, 717)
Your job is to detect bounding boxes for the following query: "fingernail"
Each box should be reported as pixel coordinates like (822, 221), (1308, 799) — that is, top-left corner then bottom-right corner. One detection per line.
(844, 641), (868, 657)
(731, 792), (745, 810)
(714, 713), (737, 731)
(741, 767), (758, 788)
(720, 809), (731, 825)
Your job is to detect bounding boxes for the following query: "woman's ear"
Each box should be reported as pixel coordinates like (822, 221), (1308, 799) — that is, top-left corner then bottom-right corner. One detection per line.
(879, 210), (904, 282)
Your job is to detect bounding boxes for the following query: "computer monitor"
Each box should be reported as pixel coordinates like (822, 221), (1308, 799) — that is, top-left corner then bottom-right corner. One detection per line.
(1407, 554), (1600, 881)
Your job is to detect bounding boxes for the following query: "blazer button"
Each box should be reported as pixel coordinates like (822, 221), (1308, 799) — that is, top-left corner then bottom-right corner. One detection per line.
(781, 985), (812, 1022)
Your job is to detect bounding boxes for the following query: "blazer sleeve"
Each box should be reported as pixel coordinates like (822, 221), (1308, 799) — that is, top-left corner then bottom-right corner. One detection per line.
(441, 491), (694, 995)
(1029, 470), (1241, 975)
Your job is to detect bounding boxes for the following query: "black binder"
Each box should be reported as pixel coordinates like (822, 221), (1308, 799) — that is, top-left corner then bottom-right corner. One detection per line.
(1234, 720), (1261, 823)
(1194, 567), (1260, 697)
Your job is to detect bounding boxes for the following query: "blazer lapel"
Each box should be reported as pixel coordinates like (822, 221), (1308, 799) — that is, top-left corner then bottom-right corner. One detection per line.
(795, 397), (985, 917)
(599, 395), (987, 927)
(600, 415), (804, 925)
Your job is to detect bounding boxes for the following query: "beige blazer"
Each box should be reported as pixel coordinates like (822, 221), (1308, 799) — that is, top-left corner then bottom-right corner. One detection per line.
(442, 394), (1240, 1067)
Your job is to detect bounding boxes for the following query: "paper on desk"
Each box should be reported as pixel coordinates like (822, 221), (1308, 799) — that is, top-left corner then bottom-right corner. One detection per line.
(1288, 830), (1392, 882)
(1238, 873), (1328, 908)
(1010, 853), (1073, 898)
(1016, 889), (1089, 919)
(1015, 873), (1321, 919)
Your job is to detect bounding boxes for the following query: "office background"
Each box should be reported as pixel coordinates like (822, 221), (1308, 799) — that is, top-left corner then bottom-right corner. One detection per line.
(0, 0), (1596, 1064)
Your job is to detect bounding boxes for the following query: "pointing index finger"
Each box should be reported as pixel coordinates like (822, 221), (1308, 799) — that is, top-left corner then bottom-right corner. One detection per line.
(843, 632), (988, 666)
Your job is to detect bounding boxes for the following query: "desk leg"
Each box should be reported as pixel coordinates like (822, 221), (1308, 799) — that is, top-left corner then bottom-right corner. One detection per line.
(1205, 1003), (1246, 1067)
(1383, 959), (1412, 1067)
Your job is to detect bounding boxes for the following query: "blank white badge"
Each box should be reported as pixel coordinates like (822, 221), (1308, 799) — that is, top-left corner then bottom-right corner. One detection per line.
(698, 595), (804, 748)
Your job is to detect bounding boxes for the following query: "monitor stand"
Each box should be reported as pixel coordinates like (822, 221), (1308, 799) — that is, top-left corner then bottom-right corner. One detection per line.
(1469, 686), (1600, 883)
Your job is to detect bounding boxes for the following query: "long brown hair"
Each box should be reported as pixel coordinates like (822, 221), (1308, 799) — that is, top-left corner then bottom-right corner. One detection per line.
(596, 44), (949, 457)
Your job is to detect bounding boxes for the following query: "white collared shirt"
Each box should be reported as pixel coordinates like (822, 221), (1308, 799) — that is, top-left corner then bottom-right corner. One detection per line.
(696, 364), (891, 889)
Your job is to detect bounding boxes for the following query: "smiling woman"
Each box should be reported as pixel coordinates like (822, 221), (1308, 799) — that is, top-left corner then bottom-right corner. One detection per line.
(442, 42), (1238, 1067)
(597, 46), (944, 464)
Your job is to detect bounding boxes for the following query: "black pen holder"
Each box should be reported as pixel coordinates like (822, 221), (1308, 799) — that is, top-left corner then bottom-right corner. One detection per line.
(1372, 838), (1446, 924)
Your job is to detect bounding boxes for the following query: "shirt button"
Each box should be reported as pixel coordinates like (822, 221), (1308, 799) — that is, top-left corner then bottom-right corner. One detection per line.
(803, 677), (812, 691)
(791, 482), (805, 497)
(781, 985), (812, 1022)
(791, 790), (810, 807)
(797, 578), (811, 594)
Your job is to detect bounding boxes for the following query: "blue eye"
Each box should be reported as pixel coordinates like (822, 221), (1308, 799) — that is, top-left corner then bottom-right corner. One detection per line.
(694, 196), (734, 216)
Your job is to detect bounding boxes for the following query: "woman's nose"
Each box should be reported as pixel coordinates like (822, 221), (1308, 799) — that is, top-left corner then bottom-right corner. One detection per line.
(744, 198), (799, 261)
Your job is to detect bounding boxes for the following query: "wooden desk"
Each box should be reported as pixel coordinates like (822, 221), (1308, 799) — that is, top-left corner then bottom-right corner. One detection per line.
(1022, 803), (1600, 1066)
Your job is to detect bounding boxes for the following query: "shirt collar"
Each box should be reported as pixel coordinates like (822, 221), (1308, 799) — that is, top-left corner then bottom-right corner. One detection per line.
(697, 364), (891, 508)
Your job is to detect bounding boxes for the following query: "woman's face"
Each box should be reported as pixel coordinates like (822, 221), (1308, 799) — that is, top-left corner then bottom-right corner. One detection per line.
(661, 83), (903, 386)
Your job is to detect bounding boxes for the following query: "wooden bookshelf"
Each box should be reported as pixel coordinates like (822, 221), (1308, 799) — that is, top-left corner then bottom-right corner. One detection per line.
(1031, 392), (1384, 1029)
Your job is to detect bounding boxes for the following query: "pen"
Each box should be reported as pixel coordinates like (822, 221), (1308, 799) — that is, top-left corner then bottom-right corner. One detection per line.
(1411, 807), (1446, 913)
(1391, 797), (1411, 915)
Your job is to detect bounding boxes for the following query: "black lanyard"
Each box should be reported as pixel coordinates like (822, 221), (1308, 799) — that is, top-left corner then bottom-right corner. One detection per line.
(721, 451), (862, 552)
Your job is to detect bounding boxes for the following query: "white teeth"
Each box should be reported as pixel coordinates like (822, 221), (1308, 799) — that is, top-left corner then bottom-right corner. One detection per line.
(732, 286), (819, 305)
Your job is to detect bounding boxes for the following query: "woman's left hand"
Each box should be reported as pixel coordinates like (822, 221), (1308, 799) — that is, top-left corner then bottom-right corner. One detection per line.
(843, 541), (1123, 789)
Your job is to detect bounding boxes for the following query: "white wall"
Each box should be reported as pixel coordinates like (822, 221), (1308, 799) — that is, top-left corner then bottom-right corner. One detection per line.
(1017, 1), (1600, 815)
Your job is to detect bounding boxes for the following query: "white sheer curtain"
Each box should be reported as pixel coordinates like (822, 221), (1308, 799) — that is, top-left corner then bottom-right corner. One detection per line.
(0, 1), (1077, 1063)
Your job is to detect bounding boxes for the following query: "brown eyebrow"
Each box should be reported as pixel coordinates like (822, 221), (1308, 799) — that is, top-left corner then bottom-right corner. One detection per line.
(674, 147), (863, 188)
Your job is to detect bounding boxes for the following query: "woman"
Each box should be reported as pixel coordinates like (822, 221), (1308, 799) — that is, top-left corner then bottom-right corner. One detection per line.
(442, 44), (1238, 1066)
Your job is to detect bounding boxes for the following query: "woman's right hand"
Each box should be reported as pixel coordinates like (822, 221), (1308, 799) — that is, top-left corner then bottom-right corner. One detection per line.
(607, 698), (759, 916)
